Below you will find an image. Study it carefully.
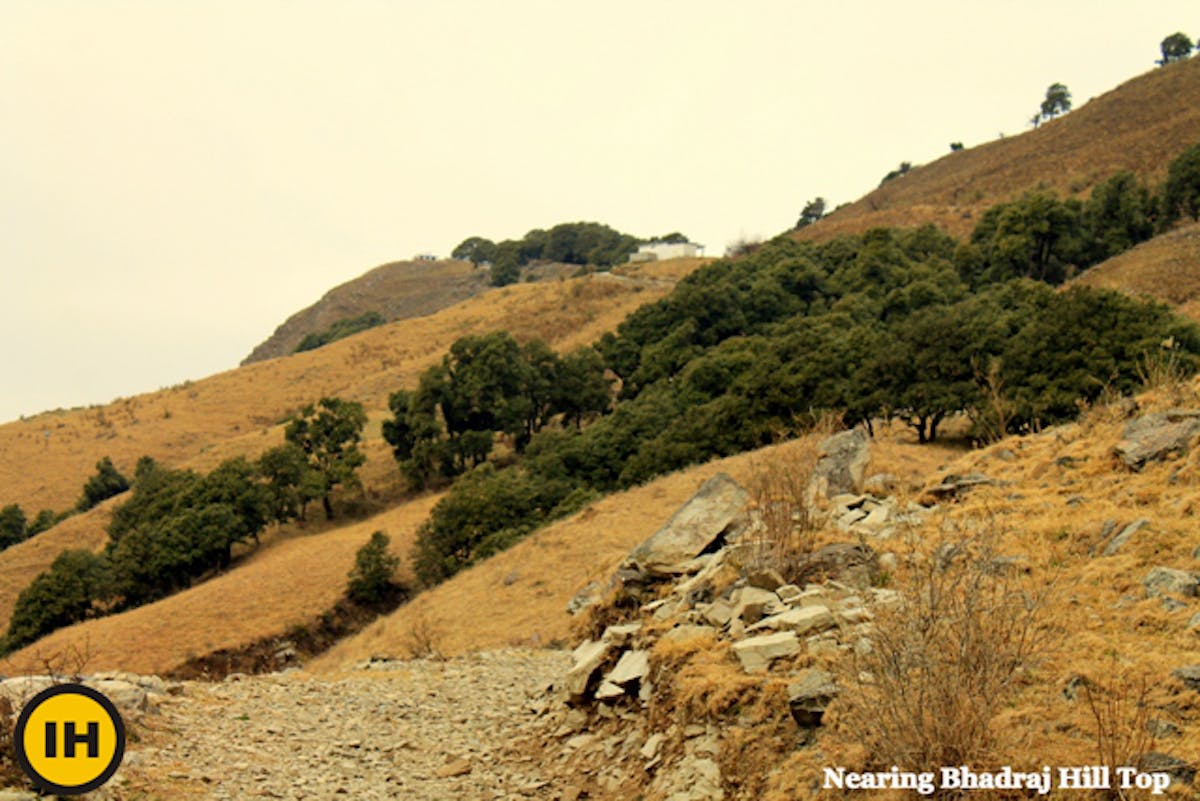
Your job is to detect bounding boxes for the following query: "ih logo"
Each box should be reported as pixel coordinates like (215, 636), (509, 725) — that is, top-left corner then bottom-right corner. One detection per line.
(14, 683), (126, 795)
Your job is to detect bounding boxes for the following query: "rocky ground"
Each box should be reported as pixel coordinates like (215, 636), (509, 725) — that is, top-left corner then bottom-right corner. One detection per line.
(110, 651), (572, 801)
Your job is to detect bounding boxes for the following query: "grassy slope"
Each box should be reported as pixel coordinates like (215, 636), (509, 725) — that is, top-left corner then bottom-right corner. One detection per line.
(0, 271), (680, 515)
(0, 263), (710, 670)
(241, 259), (490, 364)
(1073, 221), (1200, 324)
(795, 58), (1200, 241)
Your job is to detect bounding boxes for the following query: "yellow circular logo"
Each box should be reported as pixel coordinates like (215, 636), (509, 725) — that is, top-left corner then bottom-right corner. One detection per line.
(14, 683), (126, 795)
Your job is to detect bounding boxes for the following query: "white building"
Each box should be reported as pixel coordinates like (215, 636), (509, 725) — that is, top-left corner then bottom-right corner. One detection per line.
(628, 241), (705, 262)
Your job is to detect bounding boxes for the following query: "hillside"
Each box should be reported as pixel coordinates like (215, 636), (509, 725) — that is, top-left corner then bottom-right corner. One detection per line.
(1074, 221), (1200, 324)
(0, 272), (674, 515)
(241, 259), (490, 364)
(797, 57), (1200, 241)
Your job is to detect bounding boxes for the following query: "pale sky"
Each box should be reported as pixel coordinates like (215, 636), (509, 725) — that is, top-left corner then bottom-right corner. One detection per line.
(1, 1), (1195, 423)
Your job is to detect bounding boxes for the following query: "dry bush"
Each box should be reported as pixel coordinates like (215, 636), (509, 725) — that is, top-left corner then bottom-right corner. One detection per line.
(834, 529), (1052, 772)
(741, 441), (821, 578)
(1081, 667), (1154, 800)
(1136, 347), (1191, 404)
(403, 612), (442, 660)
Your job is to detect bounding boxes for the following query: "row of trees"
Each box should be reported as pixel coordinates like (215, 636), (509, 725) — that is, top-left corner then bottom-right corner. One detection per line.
(451, 223), (690, 287)
(406, 212), (1200, 586)
(0, 457), (135, 553)
(3, 398), (368, 653)
(383, 332), (610, 488)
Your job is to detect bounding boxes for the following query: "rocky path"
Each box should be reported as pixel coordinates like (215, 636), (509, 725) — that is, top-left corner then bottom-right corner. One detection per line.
(123, 650), (571, 801)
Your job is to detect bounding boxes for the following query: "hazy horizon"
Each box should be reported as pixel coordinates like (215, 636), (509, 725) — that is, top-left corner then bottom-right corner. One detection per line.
(2, 1), (1196, 423)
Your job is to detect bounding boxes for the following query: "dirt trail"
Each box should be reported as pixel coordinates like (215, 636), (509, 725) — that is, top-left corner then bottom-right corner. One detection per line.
(120, 650), (570, 801)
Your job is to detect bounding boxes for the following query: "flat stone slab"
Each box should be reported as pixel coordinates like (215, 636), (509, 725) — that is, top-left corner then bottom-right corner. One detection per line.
(731, 631), (801, 673)
(626, 473), (748, 571)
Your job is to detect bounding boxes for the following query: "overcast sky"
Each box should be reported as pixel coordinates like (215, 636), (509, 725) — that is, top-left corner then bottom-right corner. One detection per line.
(1, 1), (1195, 423)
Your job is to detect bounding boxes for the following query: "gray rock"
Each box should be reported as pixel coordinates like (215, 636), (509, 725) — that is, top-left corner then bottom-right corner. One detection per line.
(1144, 567), (1200, 598)
(701, 599), (734, 627)
(745, 567), (785, 591)
(1138, 752), (1196, 786)
(602, 622), (642, 646)
(565, 640), (613, 696)
(748, 605), (834, 635)
(775, 584), (803, 604)
(662, 756), (724, 801)
(1102, 519), (1149, 556)
(626, 473), (748, 573)
(1172, 665), (1200, 691)
(605, 650), (649, 688)
(731, 631), (801, 673)
(1115, 411), (1200, 470)
(1148, 718), (1181, 739)
(730, 586), (783, 624)
(862, 473), (900, 494)
(810, 428), (870, 498)
(1189, 612), (1200, 630)
(787, 669), (838, 727)
(567, 581), (603, 615)
(0, 791), (39, 801)
(640, 732), (664, 760)
(924, 472), (997, 499)
(794, 542), (879, 588)
(660, 624), (717, 644)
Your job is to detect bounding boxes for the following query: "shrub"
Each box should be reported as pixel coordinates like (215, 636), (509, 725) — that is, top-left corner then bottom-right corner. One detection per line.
(4, 550), (113, 654)
(76, 456), (130, 512)
(348, 532), (401, 606)
(0, 504), (26, 549)
(835, 531), (1051, 770)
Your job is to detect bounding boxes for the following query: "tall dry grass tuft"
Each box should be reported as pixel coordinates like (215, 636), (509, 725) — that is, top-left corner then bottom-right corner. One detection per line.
(1081, 666), (1154, 801)
(834, 527), (1053, 774)
(742, 440), (820, 579)
(969, 356), (1014, 444)
(1136, 346), (1192, 406)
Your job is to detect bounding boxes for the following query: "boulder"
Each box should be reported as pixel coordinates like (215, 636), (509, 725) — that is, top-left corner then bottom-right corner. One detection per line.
(748, 605), (834, 636)
(794, 542), (879, 588)
(730, 586), (783, 624)
(1137, 752), (1196, 786)
(1144, 567), (1200, 599)
(810, 428), (870, 499)
(661, 756), (724, 801)
(626, 474), (748, 573)
(863, 473), (900, 494)
(787, 669), (838, 727)
(1172, 665), (1200, 691)
(1115, 411), (1200, 470)
(775, 584), (803, 604)
(661, 624), (717, 644)
(923, 472), (997, 500)
(565, 640), (613, 696)
(731, 631), (801, 673)
(602, 622), (643, 646)
(1102, 519), (1149, 556)
(567, 581), (604, 615)
(745, 567), (785, 591)
(86, 679), (149, 713)
(605, 650), (650, 688)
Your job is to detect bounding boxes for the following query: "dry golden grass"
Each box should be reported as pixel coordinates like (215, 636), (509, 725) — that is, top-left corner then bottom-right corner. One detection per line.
(311, 430), (957, 672)
(0, 494), (442, 676)
(796, 58), (1200, 242)
(1074, 221), (1200, 325)
(611, 256), (712, 282)
(0, 273), (673, 514)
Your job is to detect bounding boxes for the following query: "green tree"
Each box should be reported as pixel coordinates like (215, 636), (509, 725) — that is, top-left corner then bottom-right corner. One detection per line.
(1162, 142), (1200, 225)
(1082, 171), (1157, 262)
(26, 509), (58, 537)
(489, 250), (520, 286)
(0, 504), (26, 549)
(77, 456), (130, 512)
(1040, 83), (1072, 120)
(554, 347), (612, 428)
(258, 442), (323, 522)
(965, 191), (1085, 285)
(1158, 32), (1194, 65)
(347, 531), (401, 606)
(795, 197), (827, 229)
(5, 550), (113, 653)
(294, 312), (386, 354)
(284, 398), (367, 520)
(451, 236), (498, 265)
